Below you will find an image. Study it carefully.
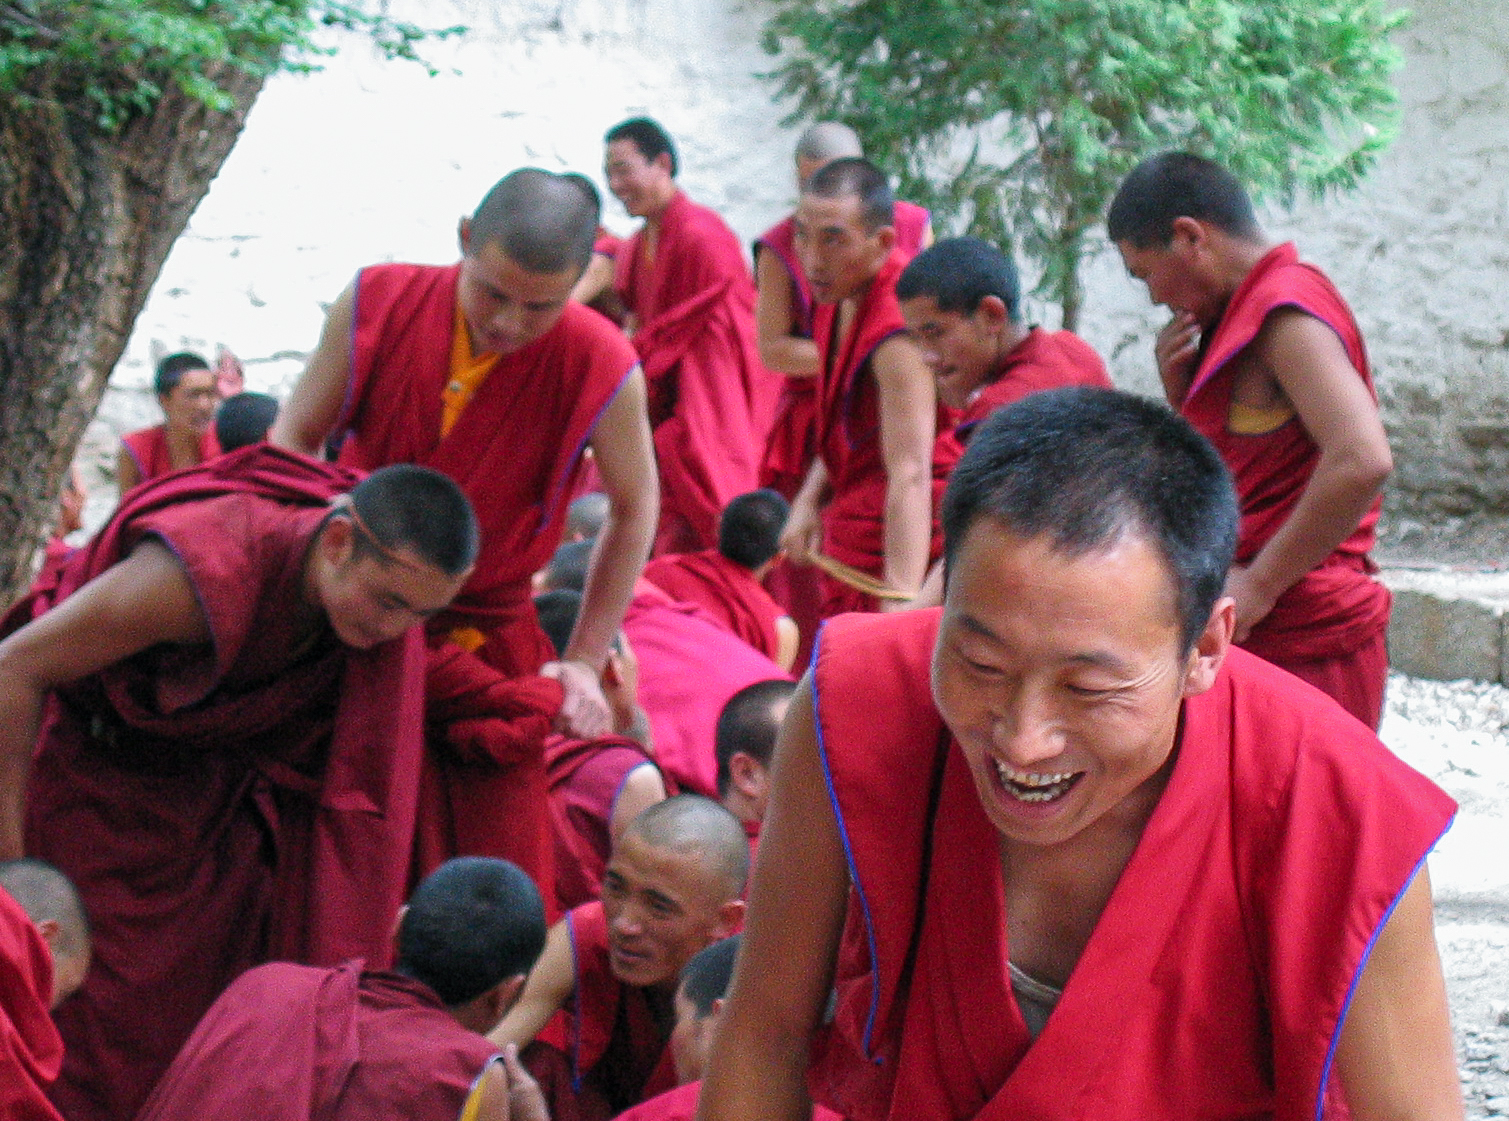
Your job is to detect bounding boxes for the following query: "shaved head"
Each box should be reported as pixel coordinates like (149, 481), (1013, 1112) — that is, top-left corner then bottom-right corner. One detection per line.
(0, 858), (90, 1007)
(468, 168), (601, 276)
(566, 492), (610, 542)
(625, 795), (750, 902)
(795, 122), (863, 166)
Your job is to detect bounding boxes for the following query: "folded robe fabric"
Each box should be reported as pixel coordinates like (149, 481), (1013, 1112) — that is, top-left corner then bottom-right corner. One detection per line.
(0, 886), (63, 1121)
(952, 327), (1111, 444)
(642, 549), (786, 662)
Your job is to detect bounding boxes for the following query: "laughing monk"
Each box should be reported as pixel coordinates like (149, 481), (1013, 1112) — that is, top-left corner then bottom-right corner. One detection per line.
(1108, 152), (1393, 729)
(604, 117), (783, 555)
(780, 158), (958, 616)
(492, 795), (748, 1121)
(0, 449), (478, 1121)
(274, 167), (659, 898)
(701, 389), (1459, 1121)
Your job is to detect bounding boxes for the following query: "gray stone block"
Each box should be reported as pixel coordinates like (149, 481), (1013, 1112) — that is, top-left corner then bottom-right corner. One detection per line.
(1388, 587), (1504, 683)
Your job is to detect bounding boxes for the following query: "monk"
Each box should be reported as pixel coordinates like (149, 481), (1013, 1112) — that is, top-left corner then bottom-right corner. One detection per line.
(643, 489), (798, 670)
(604, 117), (783, 554)
(0, 860), (90, 1121)
(274, 166), (659, 901)
(1108, 152), (1393, 728)
(0, 449), (478, 1121)
(713, 679), (795, 854)
(700, 388), (1459, 1121)
(138, 857), (549, 1121)
(538, 589), (669, 910)
(117, 351), (222, 491)
(780, 158), (957, 616)
(214, 391), (279, 452)
(492, 796), (748, 1121)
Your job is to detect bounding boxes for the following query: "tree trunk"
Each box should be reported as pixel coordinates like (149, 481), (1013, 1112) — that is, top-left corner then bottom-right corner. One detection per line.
(0, 64), (267, 605)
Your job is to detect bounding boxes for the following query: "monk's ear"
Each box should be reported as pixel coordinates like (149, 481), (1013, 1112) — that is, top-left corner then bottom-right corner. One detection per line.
(1181, 596), (1234, 698)
(729, 752), (766, 799)
(458, 216), (474, 257)
(874, 224), (896, 257)
(653, 152), (674, 178)
(974, 295), (1010, 332)
(1169, 215), (1206, 256)
(492, 974), (528, 1021)
(319, 513), (357, 569)
(713, 898), (746, 940)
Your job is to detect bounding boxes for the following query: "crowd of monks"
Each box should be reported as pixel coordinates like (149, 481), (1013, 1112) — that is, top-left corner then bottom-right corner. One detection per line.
(0, 115), (1465, 1121)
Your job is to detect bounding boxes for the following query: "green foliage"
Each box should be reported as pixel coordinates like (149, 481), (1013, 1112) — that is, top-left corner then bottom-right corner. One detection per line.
(0, 0), (462, 131)
(763, 0), (1408, 325)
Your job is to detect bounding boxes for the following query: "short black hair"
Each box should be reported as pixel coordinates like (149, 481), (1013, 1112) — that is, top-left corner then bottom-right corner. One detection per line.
(941, 388), (1237, 654)
(543, 538), (593, 594)
(1106, 152), (1261, 249)
(346, 464), (479, 577)
(469, 168), (601, 275)
(605, 117), (679, 177)
(396, 857), (546, 1007)
(803, 157), (894, 231)
(714, 679), (796, 798)
(534, 589), (581, 658)
(214, 392), (279, 452)
(718, 490), (789, 570)
(679, 934), (740, 1018)
(896, 237), (1022, 321)
(155, 351), (211, 397)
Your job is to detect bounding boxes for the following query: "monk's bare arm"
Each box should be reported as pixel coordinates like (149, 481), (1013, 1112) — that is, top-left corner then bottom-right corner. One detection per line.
(271, 282), (357, 456)
(1334, 867), (1463, 1120)
(0, 541), (209, 859)
(568, 367), (658, 674)
(1226, 310), (1392, 638)
(487, 917), (576, 1049)
(572, 253), (617, 308)
(609, 763), (667, 843)
(116, 445), (141, 495)
(780, 459), (830, 566)
(754, 249), (820, 377)
(698, 678), (849, 1121)
(873, 334), (938, 601)
(774, 616), (800, 672)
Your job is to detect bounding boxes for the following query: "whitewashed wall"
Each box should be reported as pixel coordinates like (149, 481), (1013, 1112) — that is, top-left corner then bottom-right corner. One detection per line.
(97, 0), (1509, 535)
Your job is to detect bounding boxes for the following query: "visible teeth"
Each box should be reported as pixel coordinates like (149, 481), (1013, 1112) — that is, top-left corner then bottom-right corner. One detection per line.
(994, 759), (1079, 802)
(995, 760), (1075, 786)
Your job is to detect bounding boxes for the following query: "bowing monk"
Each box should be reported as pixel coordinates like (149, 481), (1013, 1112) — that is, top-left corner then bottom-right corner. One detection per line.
(701, 388), (1459, 1121)
(643, 489), (799, 669)
(117, 351), (222, 492)
(493, 795), (748, 1121)
(138, 857), (549, 1121)
(0, 449), (478, 1121)
(0, 860), (90, 1121)
(1108, 152), (1393, 728)
(274, 166), (659, 901)
(604, 117), (783, 554)
(714, 679), (795, 857)
(780, 158), (957, 616)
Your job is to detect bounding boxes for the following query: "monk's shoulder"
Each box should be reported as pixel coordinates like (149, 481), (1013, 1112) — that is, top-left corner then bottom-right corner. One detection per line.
(813, 610), (940, 733)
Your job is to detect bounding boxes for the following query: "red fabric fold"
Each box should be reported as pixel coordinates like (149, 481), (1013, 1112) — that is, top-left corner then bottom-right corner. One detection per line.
(954, 328), (1111, 442)
(642, 549), (785, 661)
(0, 886), (63, 1121)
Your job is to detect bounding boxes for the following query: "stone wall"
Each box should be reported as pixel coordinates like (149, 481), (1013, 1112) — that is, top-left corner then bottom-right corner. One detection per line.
(100, 0), (1509, 546)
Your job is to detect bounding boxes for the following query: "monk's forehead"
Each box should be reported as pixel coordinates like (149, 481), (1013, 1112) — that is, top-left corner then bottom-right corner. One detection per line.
(796, 191), (867, 232)
(616, 831), (725, 894)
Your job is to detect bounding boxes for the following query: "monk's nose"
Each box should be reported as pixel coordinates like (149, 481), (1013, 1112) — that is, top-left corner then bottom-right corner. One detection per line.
(990, 688), (1065, 767)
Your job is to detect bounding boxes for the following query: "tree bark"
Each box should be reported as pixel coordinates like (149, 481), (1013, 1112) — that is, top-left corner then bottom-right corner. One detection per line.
(0, 63), (267, 605)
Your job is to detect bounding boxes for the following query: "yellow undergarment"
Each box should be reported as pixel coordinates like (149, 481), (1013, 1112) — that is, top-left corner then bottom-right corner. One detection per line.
(1227, 400), (1296, 435)
(441, 304), (501, 437)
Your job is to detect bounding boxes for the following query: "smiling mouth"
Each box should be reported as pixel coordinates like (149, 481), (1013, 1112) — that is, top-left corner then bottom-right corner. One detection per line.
(994, 759), (1083, 803)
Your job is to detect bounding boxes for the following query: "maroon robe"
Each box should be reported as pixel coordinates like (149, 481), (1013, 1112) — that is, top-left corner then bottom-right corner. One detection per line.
(546, 733), (665, 910)
(0, 886), (63, 1121)
(805, 609), (1454, 1121)
(812, 253), (960, 616)
(616, 191), (784, 554)
(528, 902), (679, 1121)
(954, 328), (1111, 443)
(623, 581), (790, 798)
(137, 960), (498, 1121)
(10, 446), (429, 1121)
(120, 424), (221, 485)
(1180, 243), (1389, 727)
(340, 262), (636, 904)
(642, 549), (786, 661)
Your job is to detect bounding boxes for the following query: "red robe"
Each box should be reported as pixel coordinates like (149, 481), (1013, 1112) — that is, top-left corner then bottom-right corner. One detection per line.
(0, 886), (63, 1121)
(615, 1078), (842, 1121)
(805, 609), (1455, 1121)
(12, 446), (429, 1121)
(755, 201), (931, 499)
(642, 549), (786, 661)
(615, 191), (784, 554)
(812, 253), (960, 616)
(1180, 243), (1390, 727)
(340, 262), (634, 902)
(546, 732), (665, 911)
(623, 581), (790, 798)
(954, 328), (1111, 443)
(120, 424), (222, 484)
(528, 902), (679, 1121)
(137, 961), (498, 1121)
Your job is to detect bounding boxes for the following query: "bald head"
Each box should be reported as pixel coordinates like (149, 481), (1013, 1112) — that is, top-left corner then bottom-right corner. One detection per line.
(796, 122), (863, 166)
(0, 859), (90, 1008)
(625, 795), (750, 902)
(566, 492), (610, 543)
(468, 168), (601, 277)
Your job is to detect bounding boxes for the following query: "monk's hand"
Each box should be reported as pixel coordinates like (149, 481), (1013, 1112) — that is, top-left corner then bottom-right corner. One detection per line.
(781, 495), (822, 565)
(1156, 312), (1201, 398)
(1223, 564), (1278, 644)
(541, 659), (613, 738)
(501, 1043), (550, 1121)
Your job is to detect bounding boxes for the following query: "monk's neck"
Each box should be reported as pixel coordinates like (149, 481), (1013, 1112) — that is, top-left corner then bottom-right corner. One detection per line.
(986, 322), (1033, 382)
(163, 425), (204, 468)
(1206, 237), (1278, 326)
